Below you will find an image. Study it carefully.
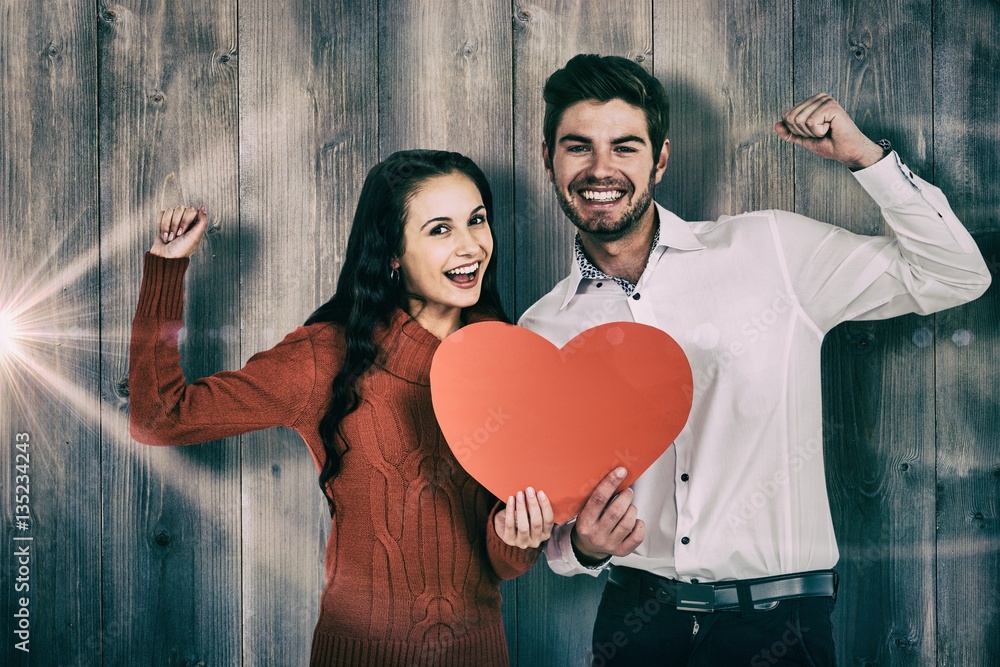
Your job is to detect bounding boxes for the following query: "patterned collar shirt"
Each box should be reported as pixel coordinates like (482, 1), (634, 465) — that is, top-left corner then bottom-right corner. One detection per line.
(519, 153), (991, 583)
(574, 226), (660, 298)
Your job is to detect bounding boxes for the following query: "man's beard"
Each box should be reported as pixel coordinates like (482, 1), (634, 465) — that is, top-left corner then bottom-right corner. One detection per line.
(554, 167), (657, 242)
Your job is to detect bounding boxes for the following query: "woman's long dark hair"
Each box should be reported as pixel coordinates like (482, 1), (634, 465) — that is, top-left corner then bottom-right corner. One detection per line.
(305, 150), (508, 513)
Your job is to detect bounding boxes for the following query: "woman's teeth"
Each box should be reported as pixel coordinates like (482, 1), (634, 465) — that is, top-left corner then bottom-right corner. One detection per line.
(446, 262), (479, 282)
(446, 262), (479, 276)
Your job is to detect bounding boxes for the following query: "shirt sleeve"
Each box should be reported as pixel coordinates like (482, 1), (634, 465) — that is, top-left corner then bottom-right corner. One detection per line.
(128, 252), (319, 446)
(541, 517), (609, 577)
(772, 153), (991, 333)
(483, 500), (541, 580)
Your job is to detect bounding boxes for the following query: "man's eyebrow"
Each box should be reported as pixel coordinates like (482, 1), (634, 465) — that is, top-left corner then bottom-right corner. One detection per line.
(557, 133), (647, 145)
(611, 135), (647, 145)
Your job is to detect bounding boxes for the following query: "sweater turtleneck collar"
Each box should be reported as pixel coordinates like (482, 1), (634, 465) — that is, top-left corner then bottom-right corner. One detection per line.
(374, 306), (502, 385)
(373, 308), (439, 385)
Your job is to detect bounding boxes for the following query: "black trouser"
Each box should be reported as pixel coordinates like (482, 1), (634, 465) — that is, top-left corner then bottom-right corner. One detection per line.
(591, 574), (836, 666)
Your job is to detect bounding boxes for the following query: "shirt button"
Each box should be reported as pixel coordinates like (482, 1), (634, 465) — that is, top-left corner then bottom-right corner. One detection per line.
(632, 293), (641, 300)
(680, 473), (689, 482)
(681, 536), (690, 545)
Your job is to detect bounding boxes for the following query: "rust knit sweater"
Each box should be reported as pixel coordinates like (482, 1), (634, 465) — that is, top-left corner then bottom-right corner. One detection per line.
(129, 254), (538, 666)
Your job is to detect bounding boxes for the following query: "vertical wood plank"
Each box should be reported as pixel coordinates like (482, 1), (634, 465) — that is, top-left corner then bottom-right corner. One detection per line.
(512, 3), (651, 663)
(99, 0), (241, 663)
(0, 1), (100, 664)
(655, 0), (794, 222)
(378, 0), (521, 653)
(934, 235), (999, 667)
(237, 0), (377, 663)
(794, 1), (936, 664)
(379, 0), (516, 312)
(934, 7), (1000, 661)
(933, 2), (1000, 236)
(512, 0), (653, 318)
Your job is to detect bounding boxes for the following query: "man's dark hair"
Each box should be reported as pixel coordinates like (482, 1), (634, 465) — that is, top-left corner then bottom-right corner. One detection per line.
(543, 54), (670, 163)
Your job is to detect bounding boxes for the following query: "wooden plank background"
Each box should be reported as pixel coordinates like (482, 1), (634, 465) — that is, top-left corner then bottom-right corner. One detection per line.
(1, 1), (997, 665)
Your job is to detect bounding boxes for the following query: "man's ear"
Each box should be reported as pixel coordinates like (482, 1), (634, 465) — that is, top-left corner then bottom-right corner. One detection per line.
(542, 141), (554, 182)
(653, 139), (670, 185)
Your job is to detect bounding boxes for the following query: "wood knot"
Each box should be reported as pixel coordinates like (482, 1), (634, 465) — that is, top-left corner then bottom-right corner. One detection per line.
(148, 91), (165, 106)
(101, 8), (118, 22)
(847, 329), (876, 352)
(116, 375), (130, 398)
(154, 531), (171, 547)
(899, 462), (909, 472)
(514, 8), (531, 23)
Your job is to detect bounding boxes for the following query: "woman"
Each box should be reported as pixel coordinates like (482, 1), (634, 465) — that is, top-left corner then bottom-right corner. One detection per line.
(129, 150), (553, 666)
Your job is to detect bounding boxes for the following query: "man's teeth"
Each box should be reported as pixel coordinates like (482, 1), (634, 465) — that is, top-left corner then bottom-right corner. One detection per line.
(446, 262), (479, 275)
(580, 190), (624, 202)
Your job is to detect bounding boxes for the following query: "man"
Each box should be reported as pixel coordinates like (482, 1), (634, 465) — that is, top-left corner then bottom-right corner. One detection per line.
(519, 54), (991, 665)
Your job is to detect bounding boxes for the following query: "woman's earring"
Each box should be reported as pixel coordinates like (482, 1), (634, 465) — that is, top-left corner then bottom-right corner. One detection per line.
(389, 265), (400, 285)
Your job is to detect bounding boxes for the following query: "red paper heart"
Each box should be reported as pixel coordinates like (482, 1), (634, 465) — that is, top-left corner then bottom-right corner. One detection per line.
(430, 322), (693, 523)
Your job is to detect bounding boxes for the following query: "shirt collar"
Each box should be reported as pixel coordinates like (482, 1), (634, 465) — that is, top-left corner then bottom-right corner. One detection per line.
(558, 202), (706, 310)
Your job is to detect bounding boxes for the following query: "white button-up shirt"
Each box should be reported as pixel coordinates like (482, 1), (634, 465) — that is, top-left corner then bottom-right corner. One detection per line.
(519, 153), (991, 583)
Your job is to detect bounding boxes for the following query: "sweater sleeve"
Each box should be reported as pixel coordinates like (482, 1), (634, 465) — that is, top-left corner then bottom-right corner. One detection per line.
(129, 252), (318, 446)
(483, 500), (541, 580)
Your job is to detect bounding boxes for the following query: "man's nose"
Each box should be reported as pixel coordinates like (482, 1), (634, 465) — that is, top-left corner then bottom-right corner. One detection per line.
(588, 148), (615, 180)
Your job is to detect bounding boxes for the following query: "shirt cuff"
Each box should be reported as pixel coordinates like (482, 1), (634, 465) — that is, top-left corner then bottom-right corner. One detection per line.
(135, 253), (190, 320)
(542, 518), (610, 577)
(851, 151), (923, 210)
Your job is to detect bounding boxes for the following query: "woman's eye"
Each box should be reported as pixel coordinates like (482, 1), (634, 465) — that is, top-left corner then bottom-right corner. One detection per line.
(430, 225), (449, 235)
(469, 214), (487, 226)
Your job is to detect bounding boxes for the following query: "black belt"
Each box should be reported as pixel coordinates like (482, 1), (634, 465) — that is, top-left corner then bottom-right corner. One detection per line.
(607, 566), (837, 613)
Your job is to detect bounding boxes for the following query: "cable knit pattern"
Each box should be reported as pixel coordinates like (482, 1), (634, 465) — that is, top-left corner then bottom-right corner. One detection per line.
(129, 253), (538, 666)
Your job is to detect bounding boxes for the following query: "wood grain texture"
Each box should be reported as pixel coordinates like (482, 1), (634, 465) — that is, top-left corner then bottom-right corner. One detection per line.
(512, 0), (653, 318)
(655, 0), (793, 222)
(934, 2), (1000, 235)
(795, 1), (937, 664)
(934, 234), (999, 667)
(511, 3), (652, 663)
(0, 1), (997, 662)
(934, 12), (1000, 661)
(99, 0), (241, 663)
(377, 0), (522, 648)
(379, 0), (516, 312)
(237, 0), (377, 663)
(0, 1), (100, 665)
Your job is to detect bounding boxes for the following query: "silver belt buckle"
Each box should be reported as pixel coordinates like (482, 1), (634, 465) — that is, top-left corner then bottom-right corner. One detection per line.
(675, 582), (715, 612)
